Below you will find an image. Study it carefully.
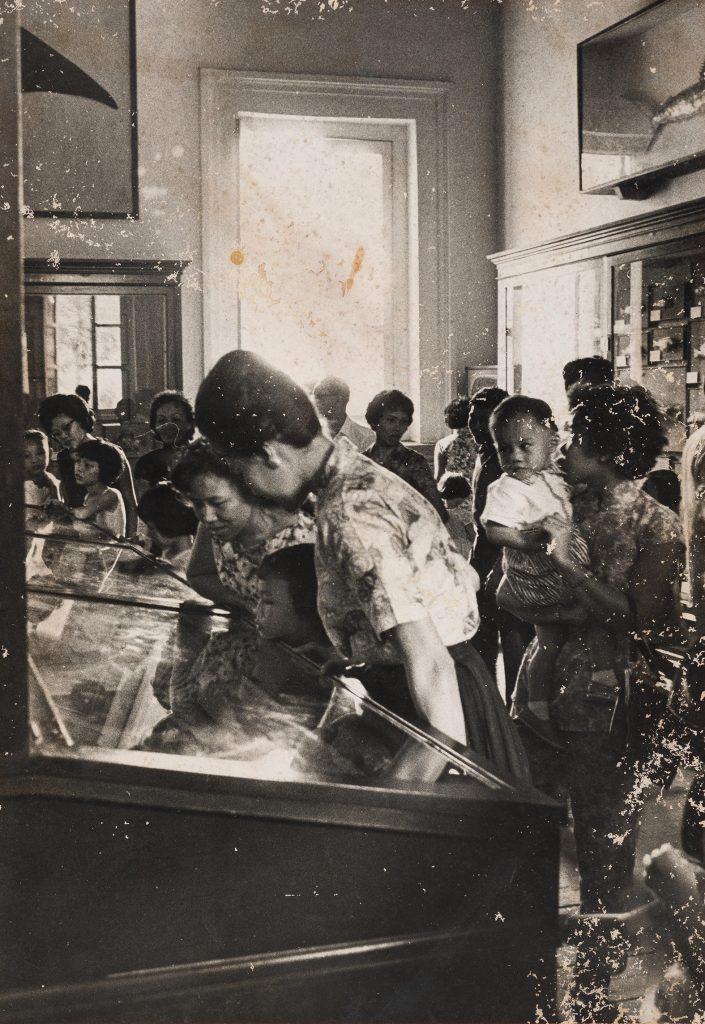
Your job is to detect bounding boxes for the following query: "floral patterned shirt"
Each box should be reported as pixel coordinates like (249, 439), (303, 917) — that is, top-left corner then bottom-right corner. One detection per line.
(435, 428), (477, 480)
(517, 479), (684, 733)
(314, 443), (480, 664)
(363, 442), (448, 522)
(211, 510), (315, 607)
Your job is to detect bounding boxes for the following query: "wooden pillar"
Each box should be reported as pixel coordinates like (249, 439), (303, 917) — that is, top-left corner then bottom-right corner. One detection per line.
(0, 11), (27, 757)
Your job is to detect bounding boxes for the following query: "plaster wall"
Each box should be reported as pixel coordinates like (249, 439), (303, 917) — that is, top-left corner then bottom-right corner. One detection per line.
(24, 0), (501, 410)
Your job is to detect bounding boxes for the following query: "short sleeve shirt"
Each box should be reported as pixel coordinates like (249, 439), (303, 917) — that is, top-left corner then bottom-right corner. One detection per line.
(481, 470), (573, 530)
(315, 444), (480, 664)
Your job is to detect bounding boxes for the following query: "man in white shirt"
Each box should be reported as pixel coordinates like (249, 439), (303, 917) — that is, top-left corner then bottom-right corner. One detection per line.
(311, 376), (375, 452)
(682, 416), (705, 635)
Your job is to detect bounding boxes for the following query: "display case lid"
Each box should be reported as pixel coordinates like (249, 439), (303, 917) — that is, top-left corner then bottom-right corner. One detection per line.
(25, 512), (547, 813)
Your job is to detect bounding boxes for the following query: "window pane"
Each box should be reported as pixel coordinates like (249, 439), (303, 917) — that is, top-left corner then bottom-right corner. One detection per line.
(96, 367), (123, 410)
(238, 118), (392, 419)
(94, 294), (121, 324)
(95, 326), (122, 365)
(54, 294), (93, 394)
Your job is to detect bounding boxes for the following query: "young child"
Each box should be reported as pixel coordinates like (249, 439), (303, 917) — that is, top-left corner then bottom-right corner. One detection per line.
(481, 395), (589, 723)
(71, 438), (126, 539)
(437, 472), (475, 560)
(256, 545), (393, 775)
(137, 482), (198, 573)
(24, 429), (60, 508)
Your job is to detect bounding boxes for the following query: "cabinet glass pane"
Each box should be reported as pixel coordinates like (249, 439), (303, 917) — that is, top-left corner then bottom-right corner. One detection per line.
(94, 294), (121, 324)
(95, 326), (122, 365)
(26, 528), (509, 790)
(96, 367), (123, 410)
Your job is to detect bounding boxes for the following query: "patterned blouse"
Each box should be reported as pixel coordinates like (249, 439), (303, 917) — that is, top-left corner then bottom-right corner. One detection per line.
(211, 510), (315, 607)
(314, 442), (480, 664)
(435, 427), (477, 481)
(363, 443), (448, 522)
(516, 479), (684, 733)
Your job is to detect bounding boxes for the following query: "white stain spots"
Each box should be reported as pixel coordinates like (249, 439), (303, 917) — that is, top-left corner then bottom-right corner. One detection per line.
(47, 249), (60, 268)
(171, 145), (185, 159)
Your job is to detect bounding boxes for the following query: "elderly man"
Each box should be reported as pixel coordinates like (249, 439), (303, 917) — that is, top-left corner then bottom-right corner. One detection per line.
(311, 376), (374, 451)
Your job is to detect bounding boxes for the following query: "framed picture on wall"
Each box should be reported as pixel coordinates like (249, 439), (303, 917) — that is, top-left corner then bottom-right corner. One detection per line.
(464, 365), (498, 397)
(579, 0), (705, 197)
(21, 0), (138, 219)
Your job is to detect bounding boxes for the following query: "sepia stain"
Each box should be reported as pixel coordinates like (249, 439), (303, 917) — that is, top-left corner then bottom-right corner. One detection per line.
(230, 248), (246, 266)
(341, 246), (364, 297)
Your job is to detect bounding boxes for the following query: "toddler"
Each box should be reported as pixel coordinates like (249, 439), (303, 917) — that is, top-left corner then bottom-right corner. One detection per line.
(137, 482), (198, 573)
(24, 429), (60, 508)
(71, 438), (126, 539)
(481, 395), (589, 722)
(437, 472), (475, 560)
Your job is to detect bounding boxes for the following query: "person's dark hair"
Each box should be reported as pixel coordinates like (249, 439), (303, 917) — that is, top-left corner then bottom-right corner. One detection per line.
(38, 393), (95, 435)
(642, 469), (681, 513)
(75, 385), (91, 403)
(171, 439), (240, 495)
(365, 389), (414, 429)
(138, 482), (199, 538)
(467, 387), (509, 443)
(569, 383), (668, 479)
(563, 356), (614, 392)
(195, 351), (321, 454)
(24, 428), (49, 455)
(257, 544), (319, 622)
(75, 438), (123, 486)
(437, 472), (472, 502)
(490, 395), (557, 437)
(444, 396), (471, 431)
(149, 390), (195, 432)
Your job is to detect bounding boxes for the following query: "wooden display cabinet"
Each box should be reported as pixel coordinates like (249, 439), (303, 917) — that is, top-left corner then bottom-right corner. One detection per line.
(489, 196), (705, 458)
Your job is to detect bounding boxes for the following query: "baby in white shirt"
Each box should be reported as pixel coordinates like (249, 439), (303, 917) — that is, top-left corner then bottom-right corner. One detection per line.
(481, 396), (589, 721)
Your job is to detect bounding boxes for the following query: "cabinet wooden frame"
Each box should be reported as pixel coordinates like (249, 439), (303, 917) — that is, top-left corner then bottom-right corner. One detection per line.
(489, 197), (705, 402)
(24, 258), (188, 414)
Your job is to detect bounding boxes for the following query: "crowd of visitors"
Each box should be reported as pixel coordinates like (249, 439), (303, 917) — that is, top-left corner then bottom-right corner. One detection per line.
(25, 353), (697, 1020)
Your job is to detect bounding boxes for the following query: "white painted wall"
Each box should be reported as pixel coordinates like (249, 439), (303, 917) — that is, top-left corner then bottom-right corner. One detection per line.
(500, 0), (705, 251)
(24, 0), (501, 407)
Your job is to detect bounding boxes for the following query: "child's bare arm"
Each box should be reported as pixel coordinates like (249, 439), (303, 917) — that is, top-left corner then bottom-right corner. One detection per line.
(485, 521), (545, 551)
(74, 490), (117, 521)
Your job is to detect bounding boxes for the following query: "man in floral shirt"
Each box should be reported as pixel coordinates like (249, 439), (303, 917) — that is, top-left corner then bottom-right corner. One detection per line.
(195, 351), (529, 783)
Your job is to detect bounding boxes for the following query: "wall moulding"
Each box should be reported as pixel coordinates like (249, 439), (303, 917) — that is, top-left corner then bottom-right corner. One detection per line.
(489, 196), (705, 279)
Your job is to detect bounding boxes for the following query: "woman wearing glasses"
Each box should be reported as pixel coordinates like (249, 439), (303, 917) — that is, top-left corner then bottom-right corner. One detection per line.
(38, 393), (138, 538)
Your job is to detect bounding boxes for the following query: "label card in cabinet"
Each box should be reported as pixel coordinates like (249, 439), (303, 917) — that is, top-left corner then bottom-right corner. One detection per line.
(613, 319), (627, 334)
(688, 371), (700, 385)
(615, 354), (628, 368)
(691, 306), (702, 320)
(649, 349), (662, 363)
(650, 309), (662, 323)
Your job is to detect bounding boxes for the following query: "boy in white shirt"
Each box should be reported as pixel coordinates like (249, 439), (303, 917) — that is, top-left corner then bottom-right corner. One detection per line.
(481, 395), (589, 721)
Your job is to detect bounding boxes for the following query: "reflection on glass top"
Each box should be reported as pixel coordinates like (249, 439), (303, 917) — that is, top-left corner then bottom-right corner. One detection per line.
(26, 511), (210, 609)
(26, 517), (513, 793)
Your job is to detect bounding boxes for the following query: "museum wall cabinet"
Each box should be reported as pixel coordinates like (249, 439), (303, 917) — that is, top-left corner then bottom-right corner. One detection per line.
(489, 196), (705, 456)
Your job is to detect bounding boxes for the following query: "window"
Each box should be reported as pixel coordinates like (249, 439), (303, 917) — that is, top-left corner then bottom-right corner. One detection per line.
(201, 72), (449, 441)
(24, 260), (187, 424)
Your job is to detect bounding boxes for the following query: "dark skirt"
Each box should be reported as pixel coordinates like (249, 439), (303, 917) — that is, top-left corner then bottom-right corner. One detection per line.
(348, 641), (531, 785)
(449, 640), (531, 784)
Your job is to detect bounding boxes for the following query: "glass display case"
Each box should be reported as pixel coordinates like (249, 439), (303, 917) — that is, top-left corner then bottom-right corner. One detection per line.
(0, 512), (564, 1023)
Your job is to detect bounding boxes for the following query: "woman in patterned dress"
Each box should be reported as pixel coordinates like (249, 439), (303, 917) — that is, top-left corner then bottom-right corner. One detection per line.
(194, 351), (530, 785)
(507, 384), (683, 1022)
(362, 389), (449, 524)
(145, 441), (315, 746)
